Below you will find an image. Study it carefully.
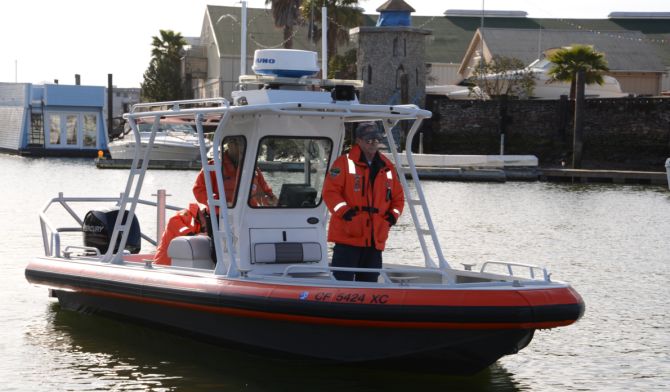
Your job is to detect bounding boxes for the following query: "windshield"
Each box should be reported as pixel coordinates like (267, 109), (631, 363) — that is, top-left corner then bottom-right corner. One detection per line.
(249, 136), (332, 209)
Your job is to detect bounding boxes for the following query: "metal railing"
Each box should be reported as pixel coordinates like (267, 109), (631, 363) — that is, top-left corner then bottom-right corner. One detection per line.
(479, 261), (551, 282)
(39, 191), (181, 258)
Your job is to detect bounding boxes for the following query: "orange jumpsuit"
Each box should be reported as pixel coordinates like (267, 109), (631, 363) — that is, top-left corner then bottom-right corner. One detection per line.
(193, 153), (275, 208)
(154, 203), (203, 265)
(322, 145), (404, 251)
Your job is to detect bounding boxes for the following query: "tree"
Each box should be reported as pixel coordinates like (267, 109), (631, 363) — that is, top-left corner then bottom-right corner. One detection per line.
(328, 48), (357, 79)
(265, 0), (302, 49)
(300, 0), (363, 62)
(547, 45), (610, 99)
(141, 29), (187, 102)
(469, 55), (535, 99)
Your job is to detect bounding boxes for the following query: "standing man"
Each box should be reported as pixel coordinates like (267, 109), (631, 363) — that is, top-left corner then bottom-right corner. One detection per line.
(322, 122), (404, 281)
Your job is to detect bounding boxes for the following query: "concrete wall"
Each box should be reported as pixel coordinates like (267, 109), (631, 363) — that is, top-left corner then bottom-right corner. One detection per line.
(423, 96), (670, 170)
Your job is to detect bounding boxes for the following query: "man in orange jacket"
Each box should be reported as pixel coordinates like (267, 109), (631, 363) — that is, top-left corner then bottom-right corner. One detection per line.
(192, 137), (277, 209)
(154, 203), (207, 265)
(322, 122), (404, 282)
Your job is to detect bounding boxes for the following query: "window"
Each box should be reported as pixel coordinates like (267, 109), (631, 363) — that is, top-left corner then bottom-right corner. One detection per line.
(66, 115), (78, 145)
(220, 136), (247, 208)
(367, 65), (373, 85)
(83, 114), (97, 147)
(250, 136), (332, 209)
(392, 37), (398, 57)
(49, 115), (61, 144)
(395, 65), (406, 89)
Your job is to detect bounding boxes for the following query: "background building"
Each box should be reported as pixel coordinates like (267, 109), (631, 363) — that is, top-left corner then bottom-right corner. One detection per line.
(0, 82), (109, 157)
(181, 4), (670, 101)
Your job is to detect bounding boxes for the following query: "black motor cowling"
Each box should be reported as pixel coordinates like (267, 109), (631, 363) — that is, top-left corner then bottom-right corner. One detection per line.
(83, 209), (141, 254)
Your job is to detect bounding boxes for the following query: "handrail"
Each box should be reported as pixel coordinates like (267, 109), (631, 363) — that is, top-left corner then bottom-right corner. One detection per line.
(39, 193), (181, 258)
(124, 102), (432, 123)
(130, 98), (229, 113)
(279, 264), (450, 285)
(479, 261), (551, 281)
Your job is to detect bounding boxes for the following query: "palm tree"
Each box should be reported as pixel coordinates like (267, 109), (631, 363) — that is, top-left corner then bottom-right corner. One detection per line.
(300, 0), (363, 61)
(547, 45), (610, 99)
(142, 30), (188, 101)
(150, 29), (187, 59)
(265, 0), (302, 49)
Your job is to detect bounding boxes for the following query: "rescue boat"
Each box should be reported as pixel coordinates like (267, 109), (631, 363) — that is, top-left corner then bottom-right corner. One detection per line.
(25, 48), (584, 374)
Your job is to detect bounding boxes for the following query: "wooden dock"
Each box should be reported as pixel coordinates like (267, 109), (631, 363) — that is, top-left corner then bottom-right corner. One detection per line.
(539, 168), (667, 185)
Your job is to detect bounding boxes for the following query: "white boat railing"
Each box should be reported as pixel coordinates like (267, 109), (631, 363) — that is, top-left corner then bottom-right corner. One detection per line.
(480, 261), (551, 281)
(280, 264), (450, 284)
(39, 192), (181, 258)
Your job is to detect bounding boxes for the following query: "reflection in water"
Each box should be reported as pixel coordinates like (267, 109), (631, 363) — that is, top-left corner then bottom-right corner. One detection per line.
(27, 303), (525, 392)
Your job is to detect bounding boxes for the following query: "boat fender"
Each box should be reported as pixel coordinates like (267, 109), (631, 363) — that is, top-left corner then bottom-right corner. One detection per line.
(82, 208), (141, 254)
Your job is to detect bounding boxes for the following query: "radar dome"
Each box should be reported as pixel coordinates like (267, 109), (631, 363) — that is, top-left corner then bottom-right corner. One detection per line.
(252, 49), (319, 78)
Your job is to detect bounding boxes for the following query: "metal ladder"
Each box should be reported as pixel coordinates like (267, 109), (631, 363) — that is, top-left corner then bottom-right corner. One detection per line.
(102, 115), (160, 264)
(382, 118), (450, 271)
(192, 109), (240, 277)
(102, 98), (232, 265)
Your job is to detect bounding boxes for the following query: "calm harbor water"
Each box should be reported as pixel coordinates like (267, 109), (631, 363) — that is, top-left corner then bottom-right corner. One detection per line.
(1, 154), (669, 391)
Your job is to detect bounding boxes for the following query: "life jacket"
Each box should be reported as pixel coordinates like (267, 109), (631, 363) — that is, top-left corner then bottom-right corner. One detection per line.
(154, 203), (203, 265)
(322, 145), (404, 250)
(193, 153), (274, 209)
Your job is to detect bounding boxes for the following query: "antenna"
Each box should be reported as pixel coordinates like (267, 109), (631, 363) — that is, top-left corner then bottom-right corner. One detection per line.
(321, 5), (327, 78)
(241, 1), (247, 76)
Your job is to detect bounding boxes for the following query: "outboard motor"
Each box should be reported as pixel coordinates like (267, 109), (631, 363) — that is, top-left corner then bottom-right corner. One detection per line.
(83, 209), (141, 254)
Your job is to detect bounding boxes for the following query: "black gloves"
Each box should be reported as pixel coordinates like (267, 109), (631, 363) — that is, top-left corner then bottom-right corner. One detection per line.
(342, 208), (395, 225)
(342, 208), (357, 221)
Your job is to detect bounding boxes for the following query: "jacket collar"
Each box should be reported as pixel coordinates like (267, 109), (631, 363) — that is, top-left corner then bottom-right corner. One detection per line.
(349, 145), (389, 169)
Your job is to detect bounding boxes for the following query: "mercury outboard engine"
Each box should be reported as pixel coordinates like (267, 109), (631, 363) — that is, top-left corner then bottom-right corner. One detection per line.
(83, 209), (141, 254)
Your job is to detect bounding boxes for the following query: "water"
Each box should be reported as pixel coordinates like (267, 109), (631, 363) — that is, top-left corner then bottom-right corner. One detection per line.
(1, 154), (669, 391)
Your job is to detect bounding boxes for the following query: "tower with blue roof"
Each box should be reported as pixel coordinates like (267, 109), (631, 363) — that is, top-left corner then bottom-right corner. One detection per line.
(350, 0), (431, 107)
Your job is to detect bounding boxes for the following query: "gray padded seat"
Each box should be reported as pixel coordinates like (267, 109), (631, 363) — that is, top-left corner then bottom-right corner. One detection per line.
(168, 236), (214, 269)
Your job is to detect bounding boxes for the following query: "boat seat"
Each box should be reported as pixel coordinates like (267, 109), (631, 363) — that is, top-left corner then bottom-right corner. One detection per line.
(168, 235), (214, 269)
(253, 242), (321, 264)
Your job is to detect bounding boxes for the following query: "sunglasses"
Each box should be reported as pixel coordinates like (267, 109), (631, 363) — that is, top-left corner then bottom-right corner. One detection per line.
(363, 138), (380, 144)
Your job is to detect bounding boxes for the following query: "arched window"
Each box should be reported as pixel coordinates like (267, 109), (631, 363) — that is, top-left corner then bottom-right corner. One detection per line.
(403, 38), (407, 57)
(395, 65), (406, 89)
(393, 37), (398, 57)
(367, 65), (373, 85)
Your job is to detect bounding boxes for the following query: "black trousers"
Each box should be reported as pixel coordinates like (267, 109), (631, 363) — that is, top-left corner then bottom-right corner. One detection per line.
(331, 243), (382, 282)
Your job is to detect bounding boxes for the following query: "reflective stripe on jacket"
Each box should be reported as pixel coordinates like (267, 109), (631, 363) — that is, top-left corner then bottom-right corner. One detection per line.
(322, 145), (404, 251)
